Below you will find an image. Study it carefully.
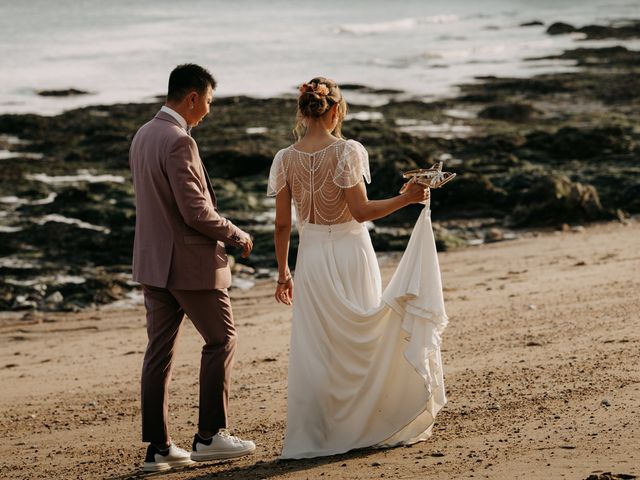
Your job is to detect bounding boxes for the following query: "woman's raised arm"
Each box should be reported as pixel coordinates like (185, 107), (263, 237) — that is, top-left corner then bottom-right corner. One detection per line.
(343, 178), (429, 223)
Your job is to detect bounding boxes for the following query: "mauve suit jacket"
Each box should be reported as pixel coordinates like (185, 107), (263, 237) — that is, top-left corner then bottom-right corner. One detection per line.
(129, 110), (246, 290)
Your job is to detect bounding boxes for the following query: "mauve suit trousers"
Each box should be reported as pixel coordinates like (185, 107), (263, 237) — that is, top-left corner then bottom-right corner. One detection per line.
(141, 285), (236, 443)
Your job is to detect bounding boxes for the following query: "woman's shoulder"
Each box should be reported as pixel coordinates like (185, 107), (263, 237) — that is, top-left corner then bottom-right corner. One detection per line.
(337, 138), (363, 147)
(274, 145), (295, 160)
(338, 139), (368, 157)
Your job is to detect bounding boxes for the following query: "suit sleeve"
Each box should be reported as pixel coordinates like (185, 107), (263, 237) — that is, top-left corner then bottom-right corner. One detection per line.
(166, 136), (247, 248)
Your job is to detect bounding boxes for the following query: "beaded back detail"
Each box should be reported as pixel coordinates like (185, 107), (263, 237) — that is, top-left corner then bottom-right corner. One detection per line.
(268, 139), (371, 229)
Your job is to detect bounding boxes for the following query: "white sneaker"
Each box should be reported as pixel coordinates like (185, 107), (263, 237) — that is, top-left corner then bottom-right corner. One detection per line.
(142, 443), (195, 472)
(191, 429), (256, 461)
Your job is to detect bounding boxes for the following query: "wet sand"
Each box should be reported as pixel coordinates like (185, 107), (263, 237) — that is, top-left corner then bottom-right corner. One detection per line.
(0, 219), (638, 480)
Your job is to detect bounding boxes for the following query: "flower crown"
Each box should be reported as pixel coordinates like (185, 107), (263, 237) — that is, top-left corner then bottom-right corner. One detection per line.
(299, 82), (330, 96)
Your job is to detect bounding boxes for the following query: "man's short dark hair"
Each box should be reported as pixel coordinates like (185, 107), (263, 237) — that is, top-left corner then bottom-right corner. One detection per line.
(167, 64), (216, 102)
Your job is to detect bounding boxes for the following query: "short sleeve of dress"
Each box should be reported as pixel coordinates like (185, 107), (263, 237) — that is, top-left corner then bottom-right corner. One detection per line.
(267, 149), (288, 196)
(333, 140), (371, 189)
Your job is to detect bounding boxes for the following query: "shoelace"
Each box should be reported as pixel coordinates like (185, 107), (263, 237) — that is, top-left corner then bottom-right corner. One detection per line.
(218, 429), (243, 444)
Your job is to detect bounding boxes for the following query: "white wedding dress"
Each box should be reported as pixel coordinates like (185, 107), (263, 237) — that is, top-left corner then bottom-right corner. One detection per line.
(268, 139), (448, 459)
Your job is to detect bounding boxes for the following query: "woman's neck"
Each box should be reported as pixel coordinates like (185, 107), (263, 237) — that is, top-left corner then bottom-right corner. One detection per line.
(304, 123), (333, 138)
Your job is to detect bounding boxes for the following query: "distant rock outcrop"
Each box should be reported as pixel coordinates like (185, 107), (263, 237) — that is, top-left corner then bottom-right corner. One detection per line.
(36, 88), (89, 97)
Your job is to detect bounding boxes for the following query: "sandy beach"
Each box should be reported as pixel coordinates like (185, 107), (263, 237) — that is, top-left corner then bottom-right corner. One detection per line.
(0, 217), (638, 480)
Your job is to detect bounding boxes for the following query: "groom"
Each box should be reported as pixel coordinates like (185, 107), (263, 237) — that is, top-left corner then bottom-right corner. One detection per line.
(129, 63), (256, 472)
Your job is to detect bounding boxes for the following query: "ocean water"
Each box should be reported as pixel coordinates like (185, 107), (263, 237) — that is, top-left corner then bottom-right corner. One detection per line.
(1, 0), (639, 114)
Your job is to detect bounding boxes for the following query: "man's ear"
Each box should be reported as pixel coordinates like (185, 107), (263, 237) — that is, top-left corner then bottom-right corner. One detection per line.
(188, 91), (198, 109)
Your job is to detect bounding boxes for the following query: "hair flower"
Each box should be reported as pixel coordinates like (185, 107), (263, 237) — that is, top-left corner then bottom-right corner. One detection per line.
(315, 84), (330, 96)
(299, 83), (314, 94)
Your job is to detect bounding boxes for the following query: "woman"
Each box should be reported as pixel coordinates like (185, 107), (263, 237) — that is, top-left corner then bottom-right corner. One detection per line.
(268, 77), (448, 459)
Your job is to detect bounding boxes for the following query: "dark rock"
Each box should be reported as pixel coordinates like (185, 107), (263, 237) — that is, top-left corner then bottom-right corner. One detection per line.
(547, 22), (576, 35)
(464, 76), (570, 96)
(434, 231), (468, 251)
(45, 292), (64, 306)
(522, 126), (636, 161)
(484, 228), (504, 242)
(36, 88), (89, 97)
(520, 21), (544, 27)
(340, 84), (369, 91)
(508, 174), (610, 227)
(431, 174), (509, 219)
(478, 103), (540, 122)
(578, 21), (640, 40)
(547, 20), (640, 40)
(620, 185), (640, 213)
(530, 46), (640, 68)
(340, 84), (403, 95)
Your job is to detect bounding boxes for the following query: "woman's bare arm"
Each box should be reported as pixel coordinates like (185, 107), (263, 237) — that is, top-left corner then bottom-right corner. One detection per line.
(274, 185), (294, 305)
(343, 179), (429, 223)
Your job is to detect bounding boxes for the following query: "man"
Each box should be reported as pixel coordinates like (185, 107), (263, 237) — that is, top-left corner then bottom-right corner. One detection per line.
(129, 63), (255, 473)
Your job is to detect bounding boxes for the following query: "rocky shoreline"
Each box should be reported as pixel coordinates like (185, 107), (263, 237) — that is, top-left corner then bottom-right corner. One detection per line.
(0, 20), (638, 312)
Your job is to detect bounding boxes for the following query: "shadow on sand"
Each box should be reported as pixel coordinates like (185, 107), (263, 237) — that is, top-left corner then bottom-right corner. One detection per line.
(106, 447), (382, 480)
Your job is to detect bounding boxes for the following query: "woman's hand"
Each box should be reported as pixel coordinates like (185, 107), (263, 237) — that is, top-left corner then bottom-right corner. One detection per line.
(400, 178), (430, 204)
(275, 277), (294, 305)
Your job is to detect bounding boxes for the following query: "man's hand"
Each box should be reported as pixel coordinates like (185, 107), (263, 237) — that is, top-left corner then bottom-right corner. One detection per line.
(239, 234), (253, 258)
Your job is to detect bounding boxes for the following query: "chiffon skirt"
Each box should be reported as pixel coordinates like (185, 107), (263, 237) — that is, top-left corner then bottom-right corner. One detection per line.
(281, 207), (448, 459)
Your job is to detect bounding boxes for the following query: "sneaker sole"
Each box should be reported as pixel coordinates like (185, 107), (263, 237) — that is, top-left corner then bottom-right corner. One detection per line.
(191, 444), (256, 462)
(143, 459), (195, 472)
(143, 462), (171, 472)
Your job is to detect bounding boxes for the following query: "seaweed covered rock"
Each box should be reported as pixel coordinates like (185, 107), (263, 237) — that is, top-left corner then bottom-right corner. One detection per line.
(546, 22), (576, 35)
(619, 184), (640, 213)
(478, 103), (540, 122)
(508, 173), (609, 226)
(522, 126), (636, 161)
(430, 174), (509, 219)
(547, 20), (640, 40)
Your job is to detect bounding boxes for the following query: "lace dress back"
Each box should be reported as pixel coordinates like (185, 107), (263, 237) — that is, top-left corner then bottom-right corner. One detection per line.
(268, 139), (371, 228)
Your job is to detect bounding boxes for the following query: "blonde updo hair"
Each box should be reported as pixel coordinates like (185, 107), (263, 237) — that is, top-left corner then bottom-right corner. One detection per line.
(294, 77), (348, 140)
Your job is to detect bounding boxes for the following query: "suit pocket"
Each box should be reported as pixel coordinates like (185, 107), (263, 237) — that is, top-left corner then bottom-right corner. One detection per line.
(184, 234), (215, 245)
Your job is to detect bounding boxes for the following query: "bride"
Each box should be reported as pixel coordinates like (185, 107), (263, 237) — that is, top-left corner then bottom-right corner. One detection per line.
(268, 77), (448, 459)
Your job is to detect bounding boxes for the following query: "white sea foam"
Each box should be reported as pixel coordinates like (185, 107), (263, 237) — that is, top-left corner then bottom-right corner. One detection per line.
(342, 91), (393, 108)
(0, 151), (44, 160)
(337, 18), (420, 35)
(346, 111), (384, 122)
(0, 196), (25, 205)
(443, 109), (476, 119)
(26, 170), (125, 184)
(337, 15), (459, 35)
(0, 225), (23, 233)
(0, 134), (28, 145)
(30, 192), (57, 205)
(36, 214), (110, 233)
(53, 275), (86, 285)
(0, 257), (37, 269)
(246, 127), (268, 134)
(103, 290), (144, 310)
(0, 192), (57, 205)
(232, 277), (255, 291)
(438, 152), (464, 166)
(396, 119), (473, 138)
